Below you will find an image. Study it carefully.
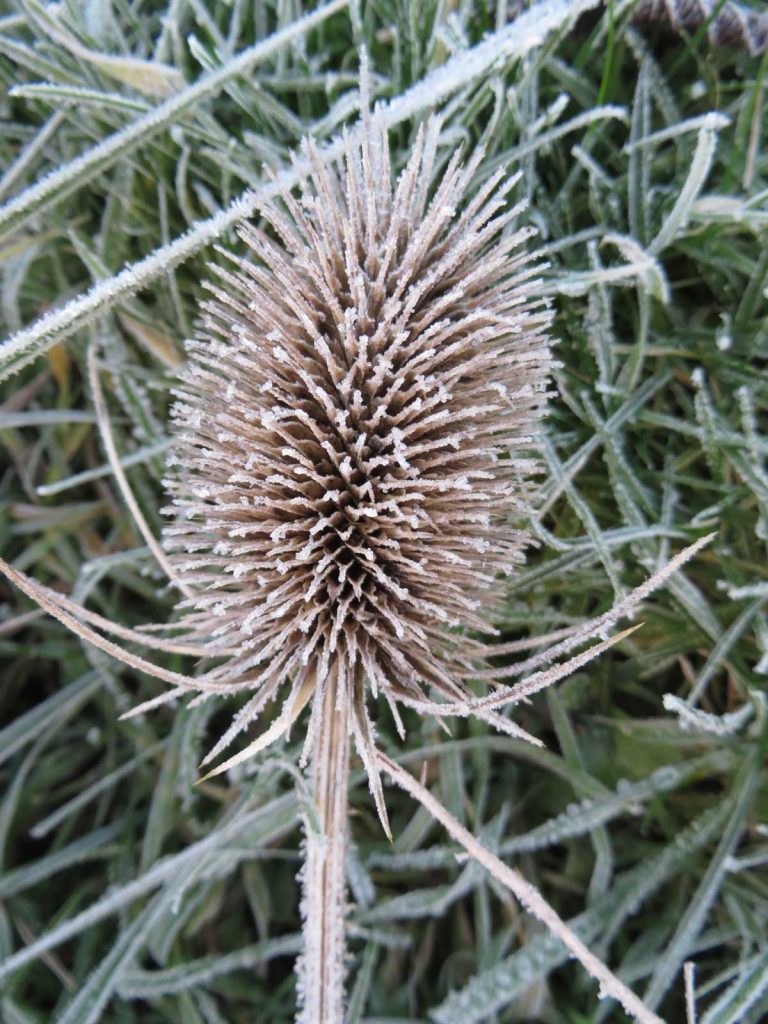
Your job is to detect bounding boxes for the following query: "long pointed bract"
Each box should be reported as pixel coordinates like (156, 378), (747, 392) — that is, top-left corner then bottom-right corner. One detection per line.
(379, 752), (665, 1024)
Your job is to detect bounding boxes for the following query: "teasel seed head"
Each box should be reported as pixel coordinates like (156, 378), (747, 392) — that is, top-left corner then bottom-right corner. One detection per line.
(163, 108), (552, 827)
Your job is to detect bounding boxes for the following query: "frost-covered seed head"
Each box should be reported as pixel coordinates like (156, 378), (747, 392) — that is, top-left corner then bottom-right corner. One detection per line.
(163, 110), (552, 820)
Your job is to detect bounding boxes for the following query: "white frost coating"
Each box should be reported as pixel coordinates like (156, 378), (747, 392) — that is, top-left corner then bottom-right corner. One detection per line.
(0, 793), (299, 984)
(0, 109), (66, 204)
(486, 104), (627, 169)
(650, 114), (727, 254)
(554, 231), (670, 302)
(151, 109), (549, 1022)
(725, 582), (768, 599)
(623, 111), (730, 152)
(498, 751), (732, 856)
(36, 439), (172, 497)
(87, 343), (194, 600)
(662, 693), (754, 736)
(0, 0), (602, 381)
(0, 15), (711, 1019)
(0, 0), (350, 241)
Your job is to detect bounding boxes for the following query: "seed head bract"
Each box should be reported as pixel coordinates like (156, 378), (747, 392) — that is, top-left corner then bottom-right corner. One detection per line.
(161, 107), (552, 827)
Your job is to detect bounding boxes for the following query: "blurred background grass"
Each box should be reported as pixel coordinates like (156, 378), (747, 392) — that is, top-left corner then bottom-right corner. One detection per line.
(0, 1), (767, 1022)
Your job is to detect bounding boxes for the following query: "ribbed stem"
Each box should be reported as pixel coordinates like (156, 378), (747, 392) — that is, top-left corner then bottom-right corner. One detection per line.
(296, 673), (350, 1024)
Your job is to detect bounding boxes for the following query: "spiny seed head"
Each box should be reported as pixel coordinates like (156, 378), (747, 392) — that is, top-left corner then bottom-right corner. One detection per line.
(163, 111), (552, 817)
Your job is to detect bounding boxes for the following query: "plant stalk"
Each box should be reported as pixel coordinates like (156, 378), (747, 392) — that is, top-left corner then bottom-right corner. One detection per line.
(297, 671), (351, 1024)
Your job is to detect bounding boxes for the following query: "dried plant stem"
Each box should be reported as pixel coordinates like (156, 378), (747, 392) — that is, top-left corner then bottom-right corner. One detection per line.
(86, 342), (194, 600)
(297, 671), (351, 1024)
(378, 751), (666, 1024)
(0, 557), (219, 657)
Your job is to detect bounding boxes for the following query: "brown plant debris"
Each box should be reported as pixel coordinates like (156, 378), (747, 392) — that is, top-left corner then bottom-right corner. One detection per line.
(633, 0), (768, 55)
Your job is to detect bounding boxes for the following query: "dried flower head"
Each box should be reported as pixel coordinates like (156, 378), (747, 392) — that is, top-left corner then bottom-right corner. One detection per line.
(161, 108), (552, 816)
